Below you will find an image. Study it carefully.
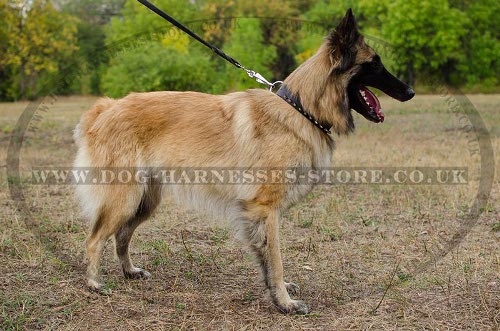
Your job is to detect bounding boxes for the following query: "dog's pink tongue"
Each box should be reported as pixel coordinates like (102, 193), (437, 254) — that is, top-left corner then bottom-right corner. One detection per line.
(361, 87), (384, 122)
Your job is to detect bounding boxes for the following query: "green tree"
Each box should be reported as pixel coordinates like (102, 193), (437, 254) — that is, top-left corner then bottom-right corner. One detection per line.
(0, 1), (15, 99)
(223, 19), (277, 90)
(237, 0), (302, 80)
(101, 0), (228, 96)
(200, 0), (237, 49)
(106, 0), (199, 46)
(455, 0), (500, 89)
(62, 0), (127, 95)
(62, 0), (126, 25)
(380, 0), (468, 86)
(0, 0), (79, 100)
(101, 39), (223, 97)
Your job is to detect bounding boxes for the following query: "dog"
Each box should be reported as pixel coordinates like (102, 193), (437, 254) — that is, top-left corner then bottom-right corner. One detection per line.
(73, 9), (414, 314)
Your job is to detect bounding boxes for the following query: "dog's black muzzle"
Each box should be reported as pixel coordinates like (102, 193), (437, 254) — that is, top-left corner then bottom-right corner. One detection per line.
(361, 67), (415, 102)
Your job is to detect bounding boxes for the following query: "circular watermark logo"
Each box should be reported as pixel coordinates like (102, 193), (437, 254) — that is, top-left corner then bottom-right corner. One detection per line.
(6, 17), (495, 304)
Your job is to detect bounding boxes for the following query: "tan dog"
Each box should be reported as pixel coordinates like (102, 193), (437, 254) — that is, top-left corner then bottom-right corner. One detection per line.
(74, 9), (414, 314)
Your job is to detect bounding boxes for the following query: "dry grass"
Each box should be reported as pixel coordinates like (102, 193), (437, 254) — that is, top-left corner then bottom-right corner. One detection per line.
(0, 94), (498, 330)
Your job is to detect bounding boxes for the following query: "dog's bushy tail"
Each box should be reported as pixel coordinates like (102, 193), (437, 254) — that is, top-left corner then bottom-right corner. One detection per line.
(73, 97), (115, 146)
(73, 97), (115, 222)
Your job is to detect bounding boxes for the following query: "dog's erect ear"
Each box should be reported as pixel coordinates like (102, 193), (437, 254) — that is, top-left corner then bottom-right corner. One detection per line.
(328, 9), (360, 73)
(334, 8), (360, 46)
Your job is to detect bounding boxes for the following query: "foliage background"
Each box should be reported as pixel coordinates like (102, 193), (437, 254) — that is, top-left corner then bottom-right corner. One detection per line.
(0, 0), (498, 100)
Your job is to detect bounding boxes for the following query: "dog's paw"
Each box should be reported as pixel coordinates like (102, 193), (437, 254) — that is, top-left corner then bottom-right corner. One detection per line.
(288, 300), (309, 315)
(276, 300), (309, 315)
(123, 267), (151, 280)
(285, 282), (300, 296)
(87, 279), (112, 295)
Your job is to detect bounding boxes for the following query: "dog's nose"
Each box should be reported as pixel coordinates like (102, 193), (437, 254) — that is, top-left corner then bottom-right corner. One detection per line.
(406, 88), (415, 100)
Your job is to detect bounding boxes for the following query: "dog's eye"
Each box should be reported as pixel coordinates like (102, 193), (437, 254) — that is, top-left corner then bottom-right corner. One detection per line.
(366, 56), (383, 71)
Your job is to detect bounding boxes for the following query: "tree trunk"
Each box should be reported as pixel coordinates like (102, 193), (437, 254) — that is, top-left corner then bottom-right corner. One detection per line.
(407, 61), (415, 87)
(20, 60), (26, 100)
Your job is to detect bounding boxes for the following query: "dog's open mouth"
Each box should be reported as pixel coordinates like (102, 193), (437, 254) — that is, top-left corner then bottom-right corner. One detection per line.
(348, 86), (384, 123)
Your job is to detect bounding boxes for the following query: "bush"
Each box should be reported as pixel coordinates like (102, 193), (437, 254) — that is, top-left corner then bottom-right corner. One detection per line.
(101, 40), (228, 97)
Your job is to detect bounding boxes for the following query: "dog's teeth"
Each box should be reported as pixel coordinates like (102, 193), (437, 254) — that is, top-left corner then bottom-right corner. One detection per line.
(360, 90), (366, 96)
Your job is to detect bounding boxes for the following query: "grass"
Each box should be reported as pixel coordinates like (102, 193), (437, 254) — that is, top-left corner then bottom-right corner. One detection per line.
(0, 94), (499, 330)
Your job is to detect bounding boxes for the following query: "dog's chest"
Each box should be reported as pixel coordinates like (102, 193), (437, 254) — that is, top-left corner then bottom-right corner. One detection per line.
(281, 146), (333, 209)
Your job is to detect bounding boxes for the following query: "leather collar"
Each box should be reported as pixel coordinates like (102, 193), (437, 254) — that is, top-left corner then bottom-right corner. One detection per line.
(276, 85), (331, 135)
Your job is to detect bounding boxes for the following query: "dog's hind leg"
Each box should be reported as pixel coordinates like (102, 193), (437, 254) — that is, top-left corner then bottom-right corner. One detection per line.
(85, 187), (144, 294)
(86, 206), (128, 294)
(238, 201), (309, 315)
(115, 184), (161, 280)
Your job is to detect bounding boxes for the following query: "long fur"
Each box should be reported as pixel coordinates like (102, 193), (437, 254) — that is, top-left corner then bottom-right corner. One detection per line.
(73, 10), (380, 314)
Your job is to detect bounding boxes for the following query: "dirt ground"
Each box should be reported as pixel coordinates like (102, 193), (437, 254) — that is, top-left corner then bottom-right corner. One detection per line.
(0, 94), (498, 330)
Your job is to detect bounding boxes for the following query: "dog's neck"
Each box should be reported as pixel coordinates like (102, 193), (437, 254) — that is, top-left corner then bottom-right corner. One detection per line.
(276, 85), (331, 135)
(283, 44), (354, 135)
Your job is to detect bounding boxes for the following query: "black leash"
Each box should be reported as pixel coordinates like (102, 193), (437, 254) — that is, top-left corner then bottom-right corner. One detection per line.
(136, 0), (331, 135)
(137, 0), (241, 69)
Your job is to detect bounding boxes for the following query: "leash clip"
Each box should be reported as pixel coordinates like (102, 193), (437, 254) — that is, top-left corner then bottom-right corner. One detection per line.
(245, 69), (273, 87)
(245, 69), (283, 92)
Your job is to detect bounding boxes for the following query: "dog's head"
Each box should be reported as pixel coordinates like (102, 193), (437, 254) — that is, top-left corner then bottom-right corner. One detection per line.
(327, 9), (415, 123)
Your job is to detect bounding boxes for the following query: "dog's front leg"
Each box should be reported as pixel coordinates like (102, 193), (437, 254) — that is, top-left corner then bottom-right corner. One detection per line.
(240, 205), (308, 314)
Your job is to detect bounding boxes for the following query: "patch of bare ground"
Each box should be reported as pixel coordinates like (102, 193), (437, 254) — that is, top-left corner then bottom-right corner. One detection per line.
(0, 94), (498, 330)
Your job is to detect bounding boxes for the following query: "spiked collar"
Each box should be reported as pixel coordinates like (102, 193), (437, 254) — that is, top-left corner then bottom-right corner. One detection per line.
(276, 85), (331, 135)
